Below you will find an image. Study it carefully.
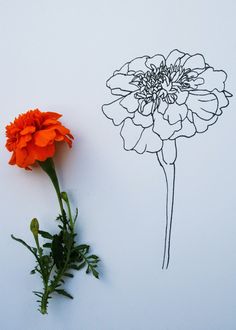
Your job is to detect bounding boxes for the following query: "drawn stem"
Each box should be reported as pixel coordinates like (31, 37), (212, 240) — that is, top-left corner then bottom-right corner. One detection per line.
(157, 140), (177, 269)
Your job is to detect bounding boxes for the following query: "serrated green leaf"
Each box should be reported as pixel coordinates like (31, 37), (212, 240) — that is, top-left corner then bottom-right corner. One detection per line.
(86, 266), (90, 274)
(55, 289), (73, 299)
(88, 255), (99, 260)
(69, 262), (86, 271)
(33, 291), (43, 298)
(51, 234), (64, 268)
(39, 230), (53, 239)
(69, 249), (83, 262)
(74, 208), (79, 223)
(11, 234), (37, 257)
(63, 231), (73, 249)
(43, 242), (52, 248)
(77, 244), (90, 251)
(64, 273), (74, 278)
(91, 268), (99, 279)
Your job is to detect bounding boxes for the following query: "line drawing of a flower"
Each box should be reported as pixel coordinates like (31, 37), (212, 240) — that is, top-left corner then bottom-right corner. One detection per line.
(102, 49), (232, 269)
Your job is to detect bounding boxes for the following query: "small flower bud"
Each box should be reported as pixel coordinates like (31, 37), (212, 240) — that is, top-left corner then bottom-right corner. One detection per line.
(61, 191), (69, 202)
(30, 218), (39, 236)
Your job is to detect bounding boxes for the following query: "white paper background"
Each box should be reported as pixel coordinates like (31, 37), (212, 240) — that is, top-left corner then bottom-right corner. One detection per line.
(0, 0), (235, 329)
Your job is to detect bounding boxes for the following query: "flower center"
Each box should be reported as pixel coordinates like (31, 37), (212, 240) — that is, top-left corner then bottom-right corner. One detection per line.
(133, 63), (191, 106)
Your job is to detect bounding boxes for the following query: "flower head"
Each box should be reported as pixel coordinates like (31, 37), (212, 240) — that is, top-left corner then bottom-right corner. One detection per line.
(102, 49), (231, 154)
(6, 109), (74, 169)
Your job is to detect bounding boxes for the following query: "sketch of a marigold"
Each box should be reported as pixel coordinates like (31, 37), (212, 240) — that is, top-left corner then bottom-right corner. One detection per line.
(102, 49), (232, 269)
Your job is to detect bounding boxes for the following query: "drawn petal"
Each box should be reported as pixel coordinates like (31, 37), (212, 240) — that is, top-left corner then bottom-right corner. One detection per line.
(120, 118), (144, 150)
(113, 63), (129, 75)
(193, 113), (218, 133)
(102, 99), (134, 126)
(188, 77), (204, 89)
(166, 49), (188, 66)
(170, 118), (196, 139)
(128, 56), (149, 73)
(132, 111), (153, 128)
(134, 127), (163, 154)
(156, 100), (168, 114)
(187, 111), (194, 122)
(145, 54), (165, 69)
(120, 92), (139, 113)
(153, 111), (182, 140)
(183, 54), (206, 71)
(213, 90), (229, 112)
(198, 67), (227, 92)
(142, 101), (154, 115)
(176, 91), (189, 105)
(163, 103), (188, 124)
(186, 91), (218, 120)
(106, 74), (138, 93)
(109, 89), (131, 97)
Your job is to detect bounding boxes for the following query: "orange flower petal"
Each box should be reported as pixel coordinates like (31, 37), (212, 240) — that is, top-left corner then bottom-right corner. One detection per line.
(54, 135), (64, 142)
(64, 136), (73, 148)
(15, 148), (28, 167)
(18, 135), (32, 149)
(46, 124), (71, 135)
(44, 112), (62, 120)
(20, 126), (36, 135)
(36, 144), (55, 162)
(42, 119), (60, 127)
(34, 129), (56, 147)
(8, 152), (16, 165)
(28, 142), (55, 163)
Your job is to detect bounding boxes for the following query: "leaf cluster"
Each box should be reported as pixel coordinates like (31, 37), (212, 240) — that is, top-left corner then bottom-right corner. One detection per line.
(11, 210), (100, 314)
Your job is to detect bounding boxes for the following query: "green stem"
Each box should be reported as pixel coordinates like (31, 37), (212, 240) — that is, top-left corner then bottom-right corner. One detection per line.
(38, 158), (64, 219)
(47, 221), (75, 301)
(32, 236), (50, 314)
(61, 192), (74, 230)
(40, 290), (49, 314)
(33, 243), (50, 314)
(37, 158), (68, 313)
(34, 236), (42, 259)
(37, 158), (76, 313)
(39, 261), (56, 314)
(49, 243), (73, 293)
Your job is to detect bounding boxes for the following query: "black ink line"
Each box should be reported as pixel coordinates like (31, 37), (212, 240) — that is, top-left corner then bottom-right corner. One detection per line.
(157, 151), (176, 269)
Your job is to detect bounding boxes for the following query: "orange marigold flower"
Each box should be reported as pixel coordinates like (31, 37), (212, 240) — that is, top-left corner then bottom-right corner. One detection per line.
(5, 108), (74, 169)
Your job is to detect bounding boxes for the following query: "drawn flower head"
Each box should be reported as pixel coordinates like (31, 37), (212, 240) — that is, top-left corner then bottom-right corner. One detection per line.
(6, 109), (74, 169)
(102, 49), (232, 154)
